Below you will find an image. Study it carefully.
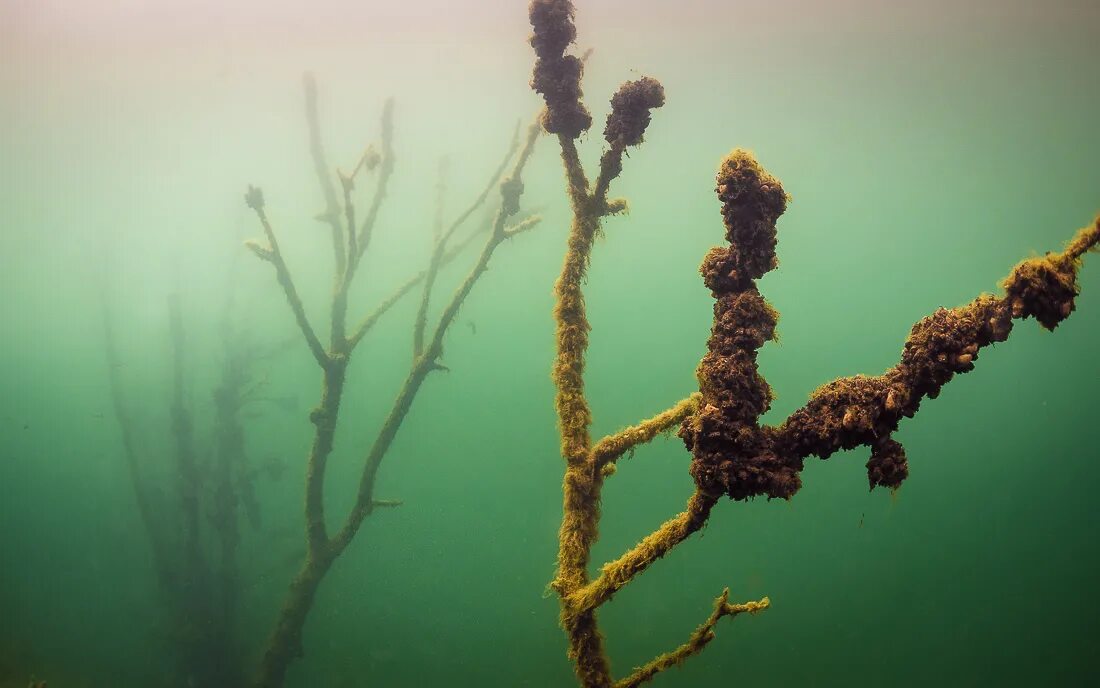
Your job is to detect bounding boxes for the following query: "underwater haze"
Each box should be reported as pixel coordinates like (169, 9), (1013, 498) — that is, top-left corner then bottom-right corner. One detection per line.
(2, 0), (1098, 686)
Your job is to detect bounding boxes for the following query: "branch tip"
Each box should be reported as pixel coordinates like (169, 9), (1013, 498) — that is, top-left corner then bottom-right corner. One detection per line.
(244, 239), (274, 262)
(245, 185), (265, 211)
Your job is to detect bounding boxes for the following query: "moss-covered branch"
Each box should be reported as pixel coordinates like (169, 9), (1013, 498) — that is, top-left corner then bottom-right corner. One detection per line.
(590, 395), (700, 471)
(530, 2), (1097, 687)
(614, 590), (769, 688)
(530, 1), (679, 684)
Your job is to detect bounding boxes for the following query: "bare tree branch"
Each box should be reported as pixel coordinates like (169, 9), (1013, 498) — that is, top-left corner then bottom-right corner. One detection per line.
(244, 186), (329, 367)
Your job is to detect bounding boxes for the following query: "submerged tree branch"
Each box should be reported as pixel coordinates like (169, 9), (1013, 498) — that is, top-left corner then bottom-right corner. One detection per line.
(244, 186), (329, 367)
(569, 491), (716, 614)
(250, 72), (543, 687)
(332, 121), (542, 555)
(590, 395), (701, 471)
(303, 72), (346, 275)
(414, 121), (522, 357)
(614, 590), (769, 688)
(355, 99), (395, 260)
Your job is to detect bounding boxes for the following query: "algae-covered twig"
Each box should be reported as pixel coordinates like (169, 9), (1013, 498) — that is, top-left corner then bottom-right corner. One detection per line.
(528, 1), (1098, 686)
(246, 76), (542, 688)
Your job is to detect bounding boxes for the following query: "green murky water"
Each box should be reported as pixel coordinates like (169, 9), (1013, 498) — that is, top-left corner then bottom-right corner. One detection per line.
(2, 1), (1098, 686)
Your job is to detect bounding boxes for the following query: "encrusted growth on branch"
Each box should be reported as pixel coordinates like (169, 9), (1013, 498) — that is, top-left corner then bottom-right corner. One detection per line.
(530, 0), (591, 138)
(531, 3), (763, 687)
(533, 2), (1097, 686)
(683, 150), (1100, 501)
(603, 77), (665, 149)
(680, 150), (792, 500)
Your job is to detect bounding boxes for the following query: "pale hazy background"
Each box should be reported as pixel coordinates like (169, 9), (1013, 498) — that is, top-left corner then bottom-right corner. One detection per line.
(2, 1), (1098, 686)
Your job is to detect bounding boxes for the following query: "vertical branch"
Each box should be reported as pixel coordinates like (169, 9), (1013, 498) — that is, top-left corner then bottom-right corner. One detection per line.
(167, 294), (228, 684)
(303, 72), (347, 275)
(412, 157), (451, 358)
(251, 95), (393, 688)
(531, 4), (668, 686)
(356, 99), (395, 260)
(530, 1), (611, 681)
(413, 122), (521, 358)
(331, 122), (541, 555)
(208, 258), (256, 683)
(331, 172), (357, 350)
(100, 297), (177, 591)
(211, 349), (245, 643)
(250, 69), (542, 685)
(167, 294), (204, 579)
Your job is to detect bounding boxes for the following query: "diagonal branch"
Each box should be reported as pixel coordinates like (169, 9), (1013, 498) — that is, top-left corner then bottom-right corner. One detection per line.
(591, 394), (701, 471)
(302, 72), (346, 275)
(355, 99), (395, 260)
(768, 216), (1100, 496)
(244, 186), (329, 367)
(330, 121), (542, 556)
(592, 141), (625, 206)
(421, 123), (535, 360)
(346, 220), (492, 351)
(413, 159), (449, 357)
(503, 215), (542, 239)
(614, 589), (770, 688)
(414, 121), (522, 357)
(568, 490), (716, 614)
(167, 295), (205, 585)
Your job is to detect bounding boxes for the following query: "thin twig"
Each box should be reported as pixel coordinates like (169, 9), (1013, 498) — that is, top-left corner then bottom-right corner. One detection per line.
(355, 99), (395, 259)
(331, 121), (542, 555)
(244, 187), (329, 367)
(614, 589), (770, 688)
(413, 121), (522, 357)
(302, 72), (346, 275)
(346, 223), (492, 350)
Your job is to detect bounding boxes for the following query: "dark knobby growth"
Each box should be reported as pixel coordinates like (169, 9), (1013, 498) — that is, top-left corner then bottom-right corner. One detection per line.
(532, 3), (1097, 687)
(532, 3), (763, 687)
(603, 77), (665, 148)
(680, 150), (797, 500)
(1003, 242), (1088, 330)
(530, 0), (591, 137)
(867, 437), (908, 490)
(596, 77), (666, 189)
(684, 150), (1100, 501)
